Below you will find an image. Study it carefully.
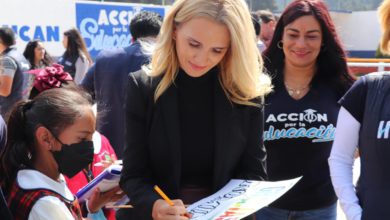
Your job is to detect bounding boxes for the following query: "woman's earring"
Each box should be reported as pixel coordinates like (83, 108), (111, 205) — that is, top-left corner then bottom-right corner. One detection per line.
(277, 41), (283, 49)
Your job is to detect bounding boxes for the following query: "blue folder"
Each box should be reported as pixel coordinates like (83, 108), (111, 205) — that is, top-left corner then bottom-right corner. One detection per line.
(76, 164), (130, 206)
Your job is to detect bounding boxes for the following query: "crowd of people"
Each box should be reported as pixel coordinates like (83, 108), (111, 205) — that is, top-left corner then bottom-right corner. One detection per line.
(0, 0), (389, 219)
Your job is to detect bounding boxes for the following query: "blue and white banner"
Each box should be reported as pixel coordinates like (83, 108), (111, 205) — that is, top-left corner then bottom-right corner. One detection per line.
(76, 2), (165, 58)
(0, 0), (76, 57)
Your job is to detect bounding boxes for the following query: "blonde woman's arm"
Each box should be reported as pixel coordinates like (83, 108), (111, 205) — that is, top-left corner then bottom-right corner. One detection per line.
(328, 107), (362, 220)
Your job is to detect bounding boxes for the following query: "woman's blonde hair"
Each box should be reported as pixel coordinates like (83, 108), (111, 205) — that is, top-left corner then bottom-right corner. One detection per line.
(146, 0), (272, 106)
(379, 0), (390, 54)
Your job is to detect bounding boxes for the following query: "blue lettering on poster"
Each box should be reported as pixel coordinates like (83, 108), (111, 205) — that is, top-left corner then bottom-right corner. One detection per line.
(76, 3), (165, 58)
(1, 25), (60, 42)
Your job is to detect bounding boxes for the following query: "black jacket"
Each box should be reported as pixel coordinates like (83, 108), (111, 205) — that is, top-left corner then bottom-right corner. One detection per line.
(119, 69), (267, 219)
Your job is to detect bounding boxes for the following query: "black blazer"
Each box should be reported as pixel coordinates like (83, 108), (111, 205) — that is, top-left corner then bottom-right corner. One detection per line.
(119, 70), (267, 219)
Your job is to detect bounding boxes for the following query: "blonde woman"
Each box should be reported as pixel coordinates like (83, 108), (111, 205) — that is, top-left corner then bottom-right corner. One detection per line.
(329, 0), (390, 219)
(119, 0), (272, 219)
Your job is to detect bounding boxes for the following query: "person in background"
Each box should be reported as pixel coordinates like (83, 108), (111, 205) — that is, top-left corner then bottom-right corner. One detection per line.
(328, 0), (390, 219)
(28, 64), (122, 220)
(23, 39), (53, 70)
(0, 27), (30, 118)
(0, 88), (95, 220)
(257, 0), (354, 219)
(256, 9), (277, 48)
(119, 0), (272, 219)
(252, 12), (266, 53)
(58, 28), (92, 84)
(81, 10), (162, 159)
(23, 39), (54, 99)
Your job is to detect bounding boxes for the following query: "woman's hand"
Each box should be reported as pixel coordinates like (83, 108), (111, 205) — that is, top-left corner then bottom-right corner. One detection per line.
(87, 186), (125, 213)
(152, 199), (191, 220)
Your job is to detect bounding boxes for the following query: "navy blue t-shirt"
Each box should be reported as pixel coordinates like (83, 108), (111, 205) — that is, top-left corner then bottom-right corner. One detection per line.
(338, 76), (368, 123)
(339, 73), (390, 219)
(264, 82), (339, 210)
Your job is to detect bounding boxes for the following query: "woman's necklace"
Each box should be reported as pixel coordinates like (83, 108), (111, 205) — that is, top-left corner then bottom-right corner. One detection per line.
(284, 82), (310, 97)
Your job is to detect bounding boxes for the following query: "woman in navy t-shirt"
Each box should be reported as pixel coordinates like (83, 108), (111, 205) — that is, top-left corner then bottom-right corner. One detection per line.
(256, 0), (354, 219)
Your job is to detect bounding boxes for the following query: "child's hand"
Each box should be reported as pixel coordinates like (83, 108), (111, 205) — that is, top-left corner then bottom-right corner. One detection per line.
(87, 186), (125, 213)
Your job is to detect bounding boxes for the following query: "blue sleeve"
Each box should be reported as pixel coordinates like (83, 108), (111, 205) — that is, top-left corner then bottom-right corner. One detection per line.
(81, 64), (95, 100)
(338, 76), (368, 123)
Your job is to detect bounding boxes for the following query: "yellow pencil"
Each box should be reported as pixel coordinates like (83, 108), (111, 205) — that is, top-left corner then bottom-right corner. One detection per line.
(154, 185), (192, 218)
(154, 185), (174, 206)
(105, 204), (133, 209)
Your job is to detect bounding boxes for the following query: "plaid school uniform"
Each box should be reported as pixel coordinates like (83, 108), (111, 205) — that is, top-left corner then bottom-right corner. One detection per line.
(7, 182), (82, 220)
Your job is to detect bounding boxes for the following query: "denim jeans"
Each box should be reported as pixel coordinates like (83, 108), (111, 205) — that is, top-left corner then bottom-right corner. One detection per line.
(255, 203), (337, 220)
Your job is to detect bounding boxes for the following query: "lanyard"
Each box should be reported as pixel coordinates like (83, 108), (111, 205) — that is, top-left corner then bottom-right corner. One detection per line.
(82, 164), (94, 183)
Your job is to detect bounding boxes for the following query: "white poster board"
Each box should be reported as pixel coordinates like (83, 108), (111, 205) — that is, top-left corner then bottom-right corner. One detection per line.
(187, 177), (301, 220)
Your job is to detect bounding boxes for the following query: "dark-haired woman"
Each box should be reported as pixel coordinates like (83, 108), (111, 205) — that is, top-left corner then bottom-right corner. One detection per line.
(58, 28), (92, 84)
(23, 39), (53, 70)
(256, 0), (354, 219)
(23, 39), (54, 98)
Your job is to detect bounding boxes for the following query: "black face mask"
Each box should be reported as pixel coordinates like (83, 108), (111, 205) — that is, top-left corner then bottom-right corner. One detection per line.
(52, 140), (94, 178)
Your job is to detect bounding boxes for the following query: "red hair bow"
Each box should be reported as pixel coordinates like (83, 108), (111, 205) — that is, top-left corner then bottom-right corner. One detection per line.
(28, 63), (73, 92)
